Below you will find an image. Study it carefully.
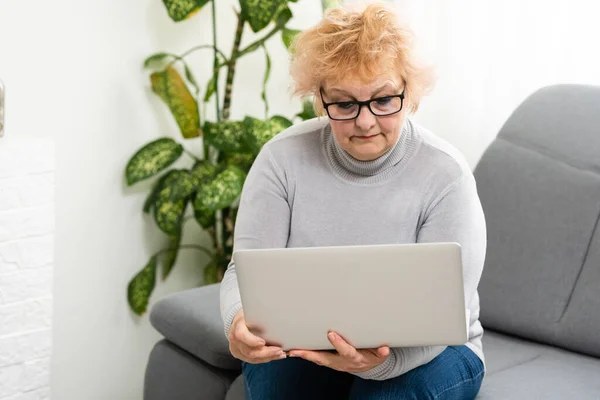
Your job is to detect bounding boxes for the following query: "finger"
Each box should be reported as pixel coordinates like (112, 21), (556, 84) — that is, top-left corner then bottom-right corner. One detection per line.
(234, 322), (266, 348)
(289, 350), (335, 367)
(234, 342), (283, 363)
(328, 332), (357, 359)
(377, 346), (390, 357)
(245, 345), (286, 363)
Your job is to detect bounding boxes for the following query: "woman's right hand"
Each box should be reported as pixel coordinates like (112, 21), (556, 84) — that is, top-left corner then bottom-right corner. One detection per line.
(228, 309), (287, 364)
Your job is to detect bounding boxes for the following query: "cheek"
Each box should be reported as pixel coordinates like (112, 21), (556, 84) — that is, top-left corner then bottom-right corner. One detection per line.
(330, 121), (354, 140)
(381, 114), (405, 139)
(379, 118), (398, 134)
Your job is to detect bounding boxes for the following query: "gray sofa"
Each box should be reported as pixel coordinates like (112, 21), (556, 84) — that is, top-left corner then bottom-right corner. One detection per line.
(144, 84), (600, 399)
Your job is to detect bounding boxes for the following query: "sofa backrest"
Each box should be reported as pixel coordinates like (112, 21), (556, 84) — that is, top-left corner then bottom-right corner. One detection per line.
(474, 84), (600, 358)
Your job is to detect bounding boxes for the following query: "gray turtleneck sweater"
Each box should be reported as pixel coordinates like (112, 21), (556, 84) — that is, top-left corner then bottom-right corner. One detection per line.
(220, 117), (486, 381)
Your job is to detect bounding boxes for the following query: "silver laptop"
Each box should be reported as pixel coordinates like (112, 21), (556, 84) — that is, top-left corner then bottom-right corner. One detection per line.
(233, 242), (468, 351)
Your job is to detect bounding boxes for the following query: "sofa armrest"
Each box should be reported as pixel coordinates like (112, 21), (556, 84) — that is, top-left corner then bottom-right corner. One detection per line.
(150, 283), (241, 371)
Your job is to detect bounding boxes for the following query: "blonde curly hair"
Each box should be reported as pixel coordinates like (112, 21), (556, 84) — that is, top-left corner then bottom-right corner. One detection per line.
(290, 2), (435, 114)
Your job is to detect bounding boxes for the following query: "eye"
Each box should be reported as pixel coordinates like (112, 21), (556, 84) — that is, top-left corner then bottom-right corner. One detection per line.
(337, 102), (356, 110)
(374, 97), (392, 106)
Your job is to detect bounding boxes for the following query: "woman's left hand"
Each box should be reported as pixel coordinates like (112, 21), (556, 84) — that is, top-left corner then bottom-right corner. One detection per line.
(288, 332), (390, 373)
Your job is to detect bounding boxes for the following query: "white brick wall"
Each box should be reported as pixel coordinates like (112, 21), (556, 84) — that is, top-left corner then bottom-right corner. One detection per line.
(0, 138), (54, 400)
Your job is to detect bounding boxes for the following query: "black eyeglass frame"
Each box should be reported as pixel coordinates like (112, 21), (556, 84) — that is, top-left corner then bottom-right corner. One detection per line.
(319, 87), (406, 121)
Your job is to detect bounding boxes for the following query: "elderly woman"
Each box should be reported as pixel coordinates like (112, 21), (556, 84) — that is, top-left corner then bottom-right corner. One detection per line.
(220, 2), (486, 399)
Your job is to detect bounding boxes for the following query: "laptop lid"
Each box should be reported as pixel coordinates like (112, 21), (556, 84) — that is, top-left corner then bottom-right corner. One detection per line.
(233, 242), (467, 351)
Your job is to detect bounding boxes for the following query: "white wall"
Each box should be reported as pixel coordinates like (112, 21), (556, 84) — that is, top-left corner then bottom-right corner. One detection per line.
(0, 138), (54, 400)
(2, 0), (322, 399)
(1, 2), (59, 399)
(398, 0), (600, 168)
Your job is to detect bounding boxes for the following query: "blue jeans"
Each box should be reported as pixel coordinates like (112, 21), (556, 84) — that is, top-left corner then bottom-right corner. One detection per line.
(242, 345), (484, 400)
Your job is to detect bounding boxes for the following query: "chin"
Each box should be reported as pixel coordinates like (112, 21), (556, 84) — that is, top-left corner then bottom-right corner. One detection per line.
(352, 148), (384, 161)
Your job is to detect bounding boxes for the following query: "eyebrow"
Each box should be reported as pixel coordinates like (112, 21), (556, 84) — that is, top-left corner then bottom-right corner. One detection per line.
(327, 83), (398, 100)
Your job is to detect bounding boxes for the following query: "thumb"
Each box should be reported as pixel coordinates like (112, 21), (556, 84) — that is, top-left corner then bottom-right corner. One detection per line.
(236, 319), (266, 347)
(377, 346), (390, 357)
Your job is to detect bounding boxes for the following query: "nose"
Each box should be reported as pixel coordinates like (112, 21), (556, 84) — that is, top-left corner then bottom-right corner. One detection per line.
(354, 104), (377, 132)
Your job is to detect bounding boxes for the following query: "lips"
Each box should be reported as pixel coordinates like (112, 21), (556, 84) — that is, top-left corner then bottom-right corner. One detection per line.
(354, 134), (379, 140)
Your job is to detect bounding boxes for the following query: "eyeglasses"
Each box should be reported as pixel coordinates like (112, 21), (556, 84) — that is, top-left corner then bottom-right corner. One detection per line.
(319, 87), (405, 121)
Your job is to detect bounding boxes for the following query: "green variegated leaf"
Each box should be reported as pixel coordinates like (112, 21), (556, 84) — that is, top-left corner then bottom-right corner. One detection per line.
(151, 66), (200, 139)
(196, 166), (246, 211)
(162, 0), (209, 22)
(240, 0), (287, 33)
(154, 196), (187, 235)
(281, 28), (301, 50)
(242, 117), (268, 152)
(127, 256), (157, 315)
(191, 161), (219, 229)
(169, 170), (200, 200)
(126, 138), (183, 186)
(153, 171), (188, 235)
(162, 234), (181, 279)
(274, 6), (292, 26)
(223, 152), (255, 172)
(193, 194), (215, 229)
(270, 115), (294, 131)
(203, 120), (249, 152)
(143, 170), (177, 213)
(145, 169), (197, 215)
(144, 52), (175, 69)
(191, 160), (219, 183)
(243, 115), (292, 153)
(296, 97), (317, 121)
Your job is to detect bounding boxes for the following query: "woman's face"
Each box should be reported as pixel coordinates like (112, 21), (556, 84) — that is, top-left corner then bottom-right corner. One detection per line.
(321, 75), (407, 161)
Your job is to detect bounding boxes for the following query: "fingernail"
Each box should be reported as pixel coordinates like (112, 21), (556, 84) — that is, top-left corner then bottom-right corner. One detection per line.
(328, 332), (336, 340)
(278, 352), (286, 359)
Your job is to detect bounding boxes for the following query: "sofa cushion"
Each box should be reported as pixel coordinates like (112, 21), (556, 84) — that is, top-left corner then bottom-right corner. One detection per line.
(493, 85), (600, 172)
(556, 227), (600, 358)
(474, 84), (600, 357)
(150, 284), (242, 370)
(225, 376), (245, 400)
(480, 330), (547, 375)
(478, 331), (600, 399)
(145, 340), (238, 400)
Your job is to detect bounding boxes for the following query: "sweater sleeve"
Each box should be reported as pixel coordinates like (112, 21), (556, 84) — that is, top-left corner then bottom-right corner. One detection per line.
(354, 173), (487, 380)
(220, 146), (291, 338)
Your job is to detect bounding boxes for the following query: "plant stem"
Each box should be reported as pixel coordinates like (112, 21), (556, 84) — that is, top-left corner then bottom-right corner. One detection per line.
(206, 227), (218, 251)
(215, 210), (224, 250)
(155, 244), (214, 259)
(164, 46), (228, 73)
(211, 0), (221, 122)
(237, 24), (283, 59)
(213, 11), (247, 253)
(179, 244), (214, 258)
(222, 14), (244, 120)
(179, 45), (228, 64)
(212, 22), (282, 70)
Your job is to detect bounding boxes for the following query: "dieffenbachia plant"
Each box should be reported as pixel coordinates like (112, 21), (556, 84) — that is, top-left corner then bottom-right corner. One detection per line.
(125, 0), (326, 315)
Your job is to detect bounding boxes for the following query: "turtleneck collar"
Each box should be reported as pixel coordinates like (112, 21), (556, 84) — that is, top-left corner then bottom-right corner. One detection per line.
(323, 119), (416, 182)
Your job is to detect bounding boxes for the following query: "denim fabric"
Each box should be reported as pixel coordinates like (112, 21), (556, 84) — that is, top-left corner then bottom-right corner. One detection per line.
(242, 345), (484, 400)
